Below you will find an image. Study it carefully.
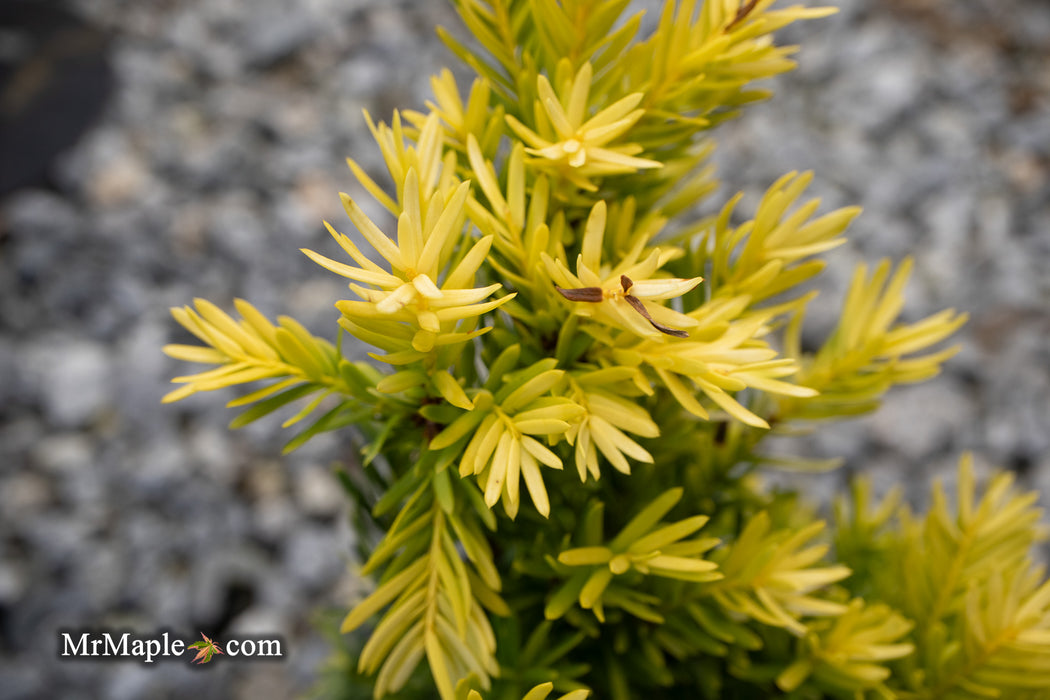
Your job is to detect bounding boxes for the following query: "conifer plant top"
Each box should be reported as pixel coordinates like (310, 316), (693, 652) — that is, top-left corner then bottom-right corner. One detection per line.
(164, 2), (1050, 698)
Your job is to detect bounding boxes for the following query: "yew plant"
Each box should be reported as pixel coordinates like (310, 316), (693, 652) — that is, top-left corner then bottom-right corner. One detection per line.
(164, 1), (1050, 698)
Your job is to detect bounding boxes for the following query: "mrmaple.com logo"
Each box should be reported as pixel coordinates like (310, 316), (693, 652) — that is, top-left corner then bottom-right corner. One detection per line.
(58, 629), (283, 664)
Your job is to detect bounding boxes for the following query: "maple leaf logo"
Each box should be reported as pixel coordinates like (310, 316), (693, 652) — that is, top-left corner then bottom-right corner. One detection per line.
(187, 632), (224, 664)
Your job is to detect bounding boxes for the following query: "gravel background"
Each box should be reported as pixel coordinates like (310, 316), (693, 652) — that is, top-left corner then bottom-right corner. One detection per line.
(1, 0), (1047, 698)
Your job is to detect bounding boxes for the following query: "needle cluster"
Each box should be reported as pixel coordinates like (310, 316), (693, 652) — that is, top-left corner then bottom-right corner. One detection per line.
(163, 2), (1048, 699)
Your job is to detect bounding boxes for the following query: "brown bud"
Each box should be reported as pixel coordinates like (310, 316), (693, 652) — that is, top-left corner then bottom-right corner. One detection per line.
(555, 286), (604, 303)
(623, 294), (689, 338)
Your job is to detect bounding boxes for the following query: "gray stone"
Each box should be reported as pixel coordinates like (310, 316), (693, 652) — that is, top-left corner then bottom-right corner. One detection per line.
(228, 606), (288, 636)
(33, 433), (94, 474)
(4, 0), (1047, 696)
(0, 664), (47, 700)
(2, 189), (79, 239)
(294, 463), (345, 518)
(79, 544), (124, 609)
(190, 546), (271, 622)
(104, 665), (164, 700)
(24, 514), (89, 566)
(254, 497), (298, 542)
(239, 12), (321, 68)
(868, 380), (976, 459)
(1, 471), (54, 518)
(187, 425), (239, 484)
(0, 561), (27, 604)
(283, 525), (344, 590)
(30, 339), (112, 428)
(0, 419), (42, 470)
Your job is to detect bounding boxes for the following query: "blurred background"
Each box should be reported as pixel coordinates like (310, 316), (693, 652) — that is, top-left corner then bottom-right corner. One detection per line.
(0, 0), (1047, 697)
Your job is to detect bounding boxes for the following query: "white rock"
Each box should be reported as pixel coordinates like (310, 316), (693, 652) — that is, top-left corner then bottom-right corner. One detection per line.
(29, 339), (112, 428)
(294, 463), (345, 518)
